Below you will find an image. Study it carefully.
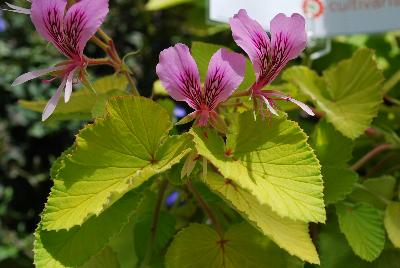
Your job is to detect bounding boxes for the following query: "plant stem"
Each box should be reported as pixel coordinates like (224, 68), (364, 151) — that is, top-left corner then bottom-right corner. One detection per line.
(231, 89), (251, 98)
(90, 36), (109, 51)
(123, 70), (140, 96)
(86, 57), (114, 66)
(351, 143), (393, 171)
(97, 28), (112, 43)
(187, 180), (223, 237)
(140, 178), (169, 268)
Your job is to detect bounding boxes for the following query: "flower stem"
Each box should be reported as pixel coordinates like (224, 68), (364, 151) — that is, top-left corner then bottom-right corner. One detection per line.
(90, 36), (109, 51)
(351, 143), (393, 171)
(231, 89), (251, 98)
(123, 70), (140, 96)
(97, 28), (112, 43)
(87, 57), (114, 66)
(139, 178), (169, 268)
(187, 180), (223, 237)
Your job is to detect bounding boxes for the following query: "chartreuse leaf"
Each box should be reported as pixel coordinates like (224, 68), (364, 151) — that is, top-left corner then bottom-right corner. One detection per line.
(384, 202), (400, 248)
(205, 171), (319, 264)
(191, 42), (255, 91)
(41, 96), (193, 230)
(191, 112), (325, 223)
(145, 0), (194, 11)
(19, 74), (128, 121)
(284, 49), (383, 139)
(311, 120), (357, 204)
(34, 190), (142, 268)
(336, 202), (385, 261)
(166, 223), (303, 268)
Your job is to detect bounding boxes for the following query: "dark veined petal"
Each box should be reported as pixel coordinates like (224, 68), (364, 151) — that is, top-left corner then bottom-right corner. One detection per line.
(270, 13), (307, 61)
(64, 0), (109, 56)
(256, 13), (307, 87)
(229, 9), (270, 80)
(31, 0), (108, 59)
(204, 48), (246, 109)
(156, 43), (202, 109)
(30, 0), (69, 56)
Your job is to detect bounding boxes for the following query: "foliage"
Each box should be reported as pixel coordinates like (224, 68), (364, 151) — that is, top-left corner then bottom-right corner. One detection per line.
(1, 0), (400, 267)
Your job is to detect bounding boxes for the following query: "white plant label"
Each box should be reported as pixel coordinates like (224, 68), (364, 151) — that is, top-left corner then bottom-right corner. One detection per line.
(209, 0), (400, 37)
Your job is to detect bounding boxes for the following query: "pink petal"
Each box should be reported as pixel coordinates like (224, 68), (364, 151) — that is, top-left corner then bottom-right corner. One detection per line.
(204, 48), (246, 109)
(267, 91), (314, 116)
(261, 95), (278, 116)
(64, 68), (76, 103)
(42, 77), (67, 121)
(4, 3), (31, 14)
(156, 43), (202, 109)
(12, 65), (66, 86)
(64, 0), (109, 56)
(288, 98), (315, 116)
(30, 0), (68, 56)
(270, 13), (307, 61)
(229, 9), (270, 80)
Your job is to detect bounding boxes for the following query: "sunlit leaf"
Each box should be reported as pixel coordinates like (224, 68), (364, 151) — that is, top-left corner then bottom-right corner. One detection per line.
(384, 202), (400, 248)
(41, 96), (193, 230)
(19, 75), (128, 121)
(145, 0), (194, 11)
(205, 171), (319, 264)
(34, 190), (142, 267)
(336, 202), (385, 261)
(192, 112), (325, 223)
(166, 223), (303, 268)
(284, 49), (383, 139)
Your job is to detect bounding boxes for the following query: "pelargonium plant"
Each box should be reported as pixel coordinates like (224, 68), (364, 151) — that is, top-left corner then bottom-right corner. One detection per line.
(6, 0), (400, 267)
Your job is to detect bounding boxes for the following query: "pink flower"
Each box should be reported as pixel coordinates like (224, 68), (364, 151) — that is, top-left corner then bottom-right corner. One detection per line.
(10, 0), (109, 121)
(229, 9), (314, 116)
(156, 43), (245, 128)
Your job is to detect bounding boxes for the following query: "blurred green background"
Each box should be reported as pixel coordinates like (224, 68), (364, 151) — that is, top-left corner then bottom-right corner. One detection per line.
(0, 0), (400, 267)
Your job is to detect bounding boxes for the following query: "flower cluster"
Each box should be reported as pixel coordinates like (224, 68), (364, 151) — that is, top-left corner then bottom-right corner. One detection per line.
(157, 9), (314, 128)
(7, 1), (312, 125)
(7, 0), (109, 120)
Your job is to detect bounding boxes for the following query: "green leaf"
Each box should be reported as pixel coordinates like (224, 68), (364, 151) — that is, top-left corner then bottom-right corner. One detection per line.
(321, 166), (358, 205)
(80, 247), (120, 268)
(145, 0), (194, 11)
(19, 75), (128, 121)
(349, 176), (396, 209)
(34, 190), (142, 268)
(284, 49), (384, 139)
(311, 120), (357, 204)
(205, 171), (319, 264)
(191, 42), (255, 91)
(41, 96), (193, 230)
(166, 223), (303, 268)
(384, 202), (400, 248)
(109, 218), (138, 268)
(318, 220), (371, 268)
(336, 202), (385, 261)
(191, 112), (325, 223)
(134, 212), (176, 259)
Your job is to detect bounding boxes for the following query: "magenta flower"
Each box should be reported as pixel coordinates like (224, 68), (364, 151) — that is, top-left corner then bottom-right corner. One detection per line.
(229, 9), (314, 116)
(10, 0), (109, 121)
(157, 44), (245, 128)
